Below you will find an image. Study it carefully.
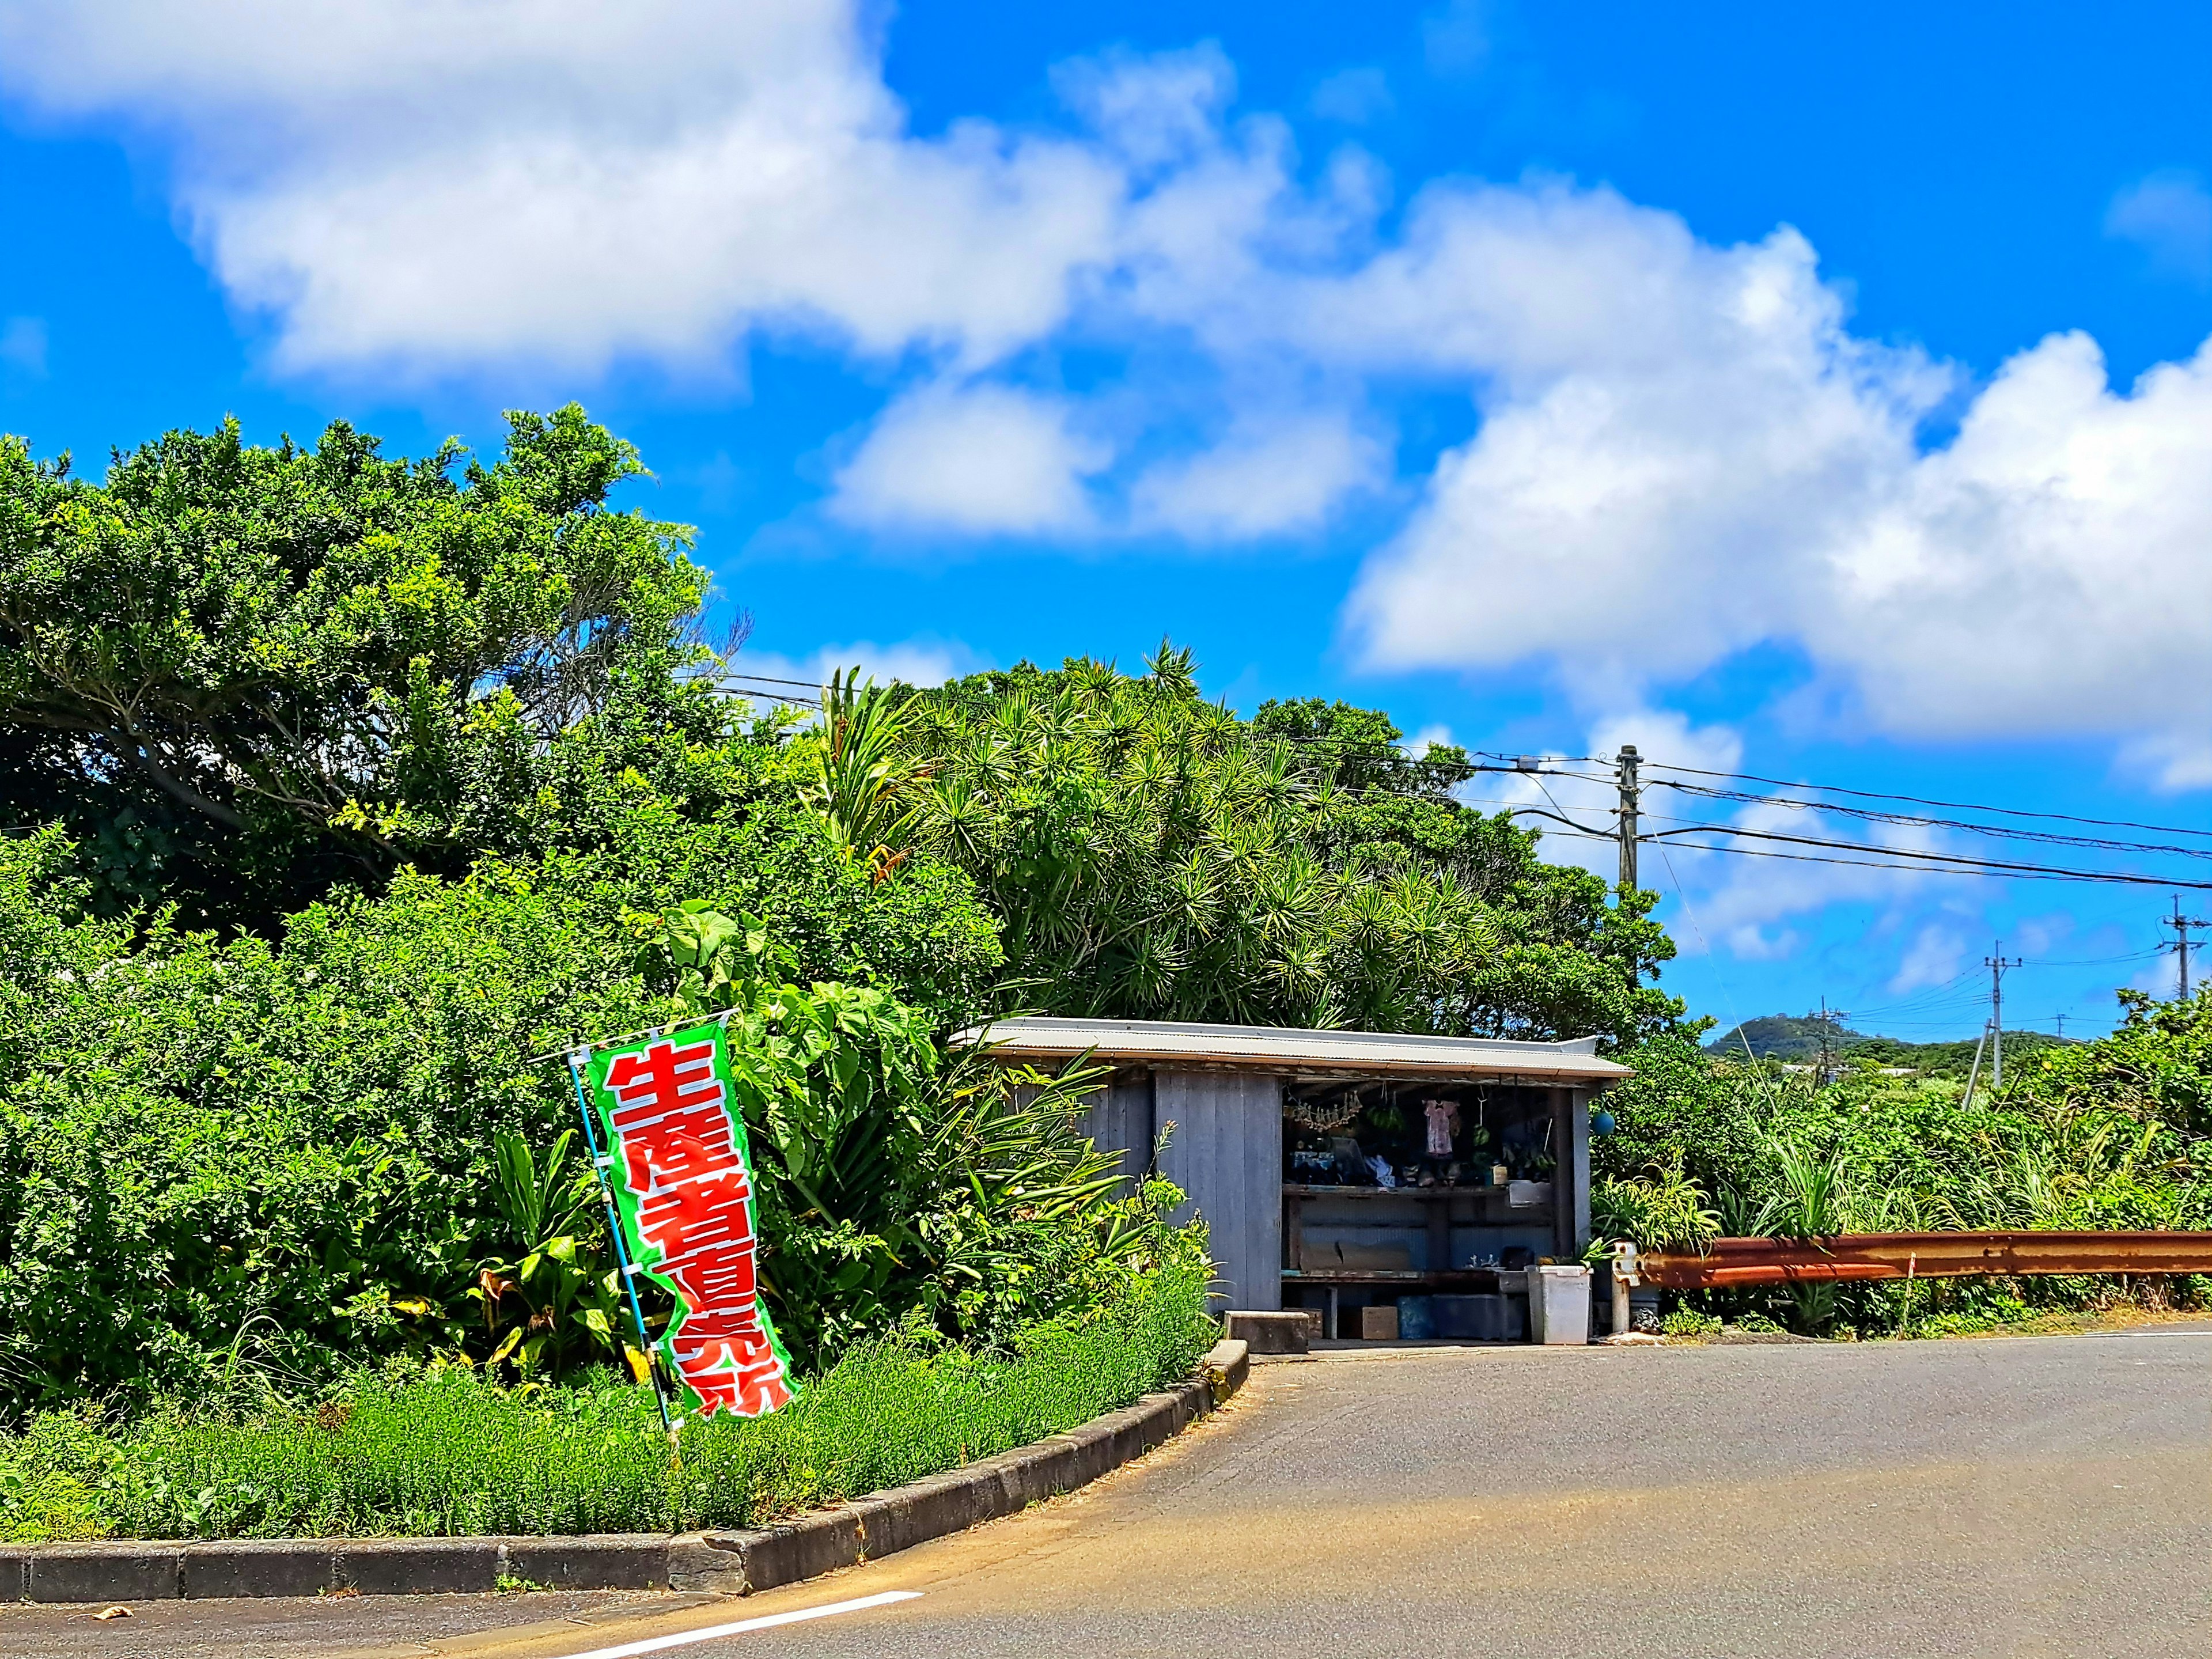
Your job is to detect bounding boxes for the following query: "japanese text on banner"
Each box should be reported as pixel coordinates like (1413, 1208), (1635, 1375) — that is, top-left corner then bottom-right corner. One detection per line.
(588, 1022), (796, 1418)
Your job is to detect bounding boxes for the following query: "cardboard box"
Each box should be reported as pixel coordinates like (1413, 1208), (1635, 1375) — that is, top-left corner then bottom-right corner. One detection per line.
(1361, 1304), (1400, 1341)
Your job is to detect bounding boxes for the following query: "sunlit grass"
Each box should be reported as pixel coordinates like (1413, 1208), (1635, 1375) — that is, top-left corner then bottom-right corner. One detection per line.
(2, 1270), (1211, 1543)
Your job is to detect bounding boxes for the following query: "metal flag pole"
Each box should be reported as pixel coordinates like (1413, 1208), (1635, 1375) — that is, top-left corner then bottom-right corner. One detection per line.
(565, 1045), (675, 1437)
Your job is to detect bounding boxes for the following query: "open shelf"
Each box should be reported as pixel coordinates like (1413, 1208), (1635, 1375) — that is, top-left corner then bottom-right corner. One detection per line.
(1282, 1268), (1513, 1287)
(1283, 1182), (1551, 1208)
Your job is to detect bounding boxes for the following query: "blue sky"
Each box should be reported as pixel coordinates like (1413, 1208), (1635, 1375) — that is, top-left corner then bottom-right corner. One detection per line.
(3, 1), (2210, 1041)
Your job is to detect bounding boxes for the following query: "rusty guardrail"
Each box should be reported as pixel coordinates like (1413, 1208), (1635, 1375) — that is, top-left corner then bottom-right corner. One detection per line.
(1618, 1231), (2212, 1290)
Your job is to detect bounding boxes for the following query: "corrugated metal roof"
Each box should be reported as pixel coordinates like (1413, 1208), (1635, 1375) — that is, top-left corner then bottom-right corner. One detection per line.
(953, 1016), (1633, 1082)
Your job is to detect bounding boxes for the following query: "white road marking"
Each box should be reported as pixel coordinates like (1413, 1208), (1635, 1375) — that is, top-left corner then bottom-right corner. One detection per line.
(550, 1590), (922, 1659)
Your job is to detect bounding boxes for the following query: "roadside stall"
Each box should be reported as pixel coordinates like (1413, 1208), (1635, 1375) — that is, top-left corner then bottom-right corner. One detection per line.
(956, 1017), (1633, 1343)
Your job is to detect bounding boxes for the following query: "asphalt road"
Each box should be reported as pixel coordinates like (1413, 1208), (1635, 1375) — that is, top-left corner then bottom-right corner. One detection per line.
(9, 1324), (2209, 1659)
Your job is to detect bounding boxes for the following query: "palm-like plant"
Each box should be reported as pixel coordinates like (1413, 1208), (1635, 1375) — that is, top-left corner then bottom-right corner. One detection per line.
(890, 644), (1515, 1033)
(803, 668), (925, 860)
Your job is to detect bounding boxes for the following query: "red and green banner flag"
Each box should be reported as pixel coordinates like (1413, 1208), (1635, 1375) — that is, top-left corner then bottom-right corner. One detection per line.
(586, 1020), (797, 1418)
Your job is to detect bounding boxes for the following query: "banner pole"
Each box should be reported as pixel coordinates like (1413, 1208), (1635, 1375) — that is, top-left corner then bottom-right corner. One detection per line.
(567, 1047), (675, 1437)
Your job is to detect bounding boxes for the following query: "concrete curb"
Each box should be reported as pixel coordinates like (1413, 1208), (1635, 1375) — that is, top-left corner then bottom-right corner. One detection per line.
(4, 1341), (1249, 1604)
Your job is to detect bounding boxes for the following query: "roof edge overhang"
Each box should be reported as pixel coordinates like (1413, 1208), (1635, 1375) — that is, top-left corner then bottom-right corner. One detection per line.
(952, 1016), (1633, 1085)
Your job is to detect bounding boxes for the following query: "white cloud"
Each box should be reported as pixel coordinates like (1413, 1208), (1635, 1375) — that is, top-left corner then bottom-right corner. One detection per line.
(1889, 924), (1966, 994)
(13, 5), (2212, 783)
(733, 637), (983, 696)
(0, 1), (1122, 376)
(0, 316), (45, 375)
(1344, 187), (2212, 781)
(1131, 411), (1384, 539)
(828, 381), (1108, 536)
(2107, 170), (2212, 286)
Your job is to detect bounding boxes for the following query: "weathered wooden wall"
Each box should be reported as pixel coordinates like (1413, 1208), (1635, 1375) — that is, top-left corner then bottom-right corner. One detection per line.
(1075, 1073), (1154, 1188)
(1154, 1069), (1284, 1312)
(1074, 1066), (1285, 1310)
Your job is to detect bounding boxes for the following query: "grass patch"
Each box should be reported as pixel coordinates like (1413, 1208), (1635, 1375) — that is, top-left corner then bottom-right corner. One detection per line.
(2, 1270), (1211, 1543)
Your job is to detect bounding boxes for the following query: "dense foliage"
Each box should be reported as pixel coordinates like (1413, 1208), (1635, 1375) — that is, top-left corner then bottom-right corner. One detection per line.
(0, 830), (1176, 1411)
(0, 408), (727, 924)
(11, 399), (2198, 1437)
(892, 649), (1680, 1043)
(1595, 1021), (2212, 1332)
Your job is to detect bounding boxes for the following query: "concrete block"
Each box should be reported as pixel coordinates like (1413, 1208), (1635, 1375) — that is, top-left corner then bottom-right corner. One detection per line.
(728, 1509), (862, 1593)
(27, 1544), (183, 1603)
(853, 1475), (998, 1558)
(987, 1441), (1074, 1510)
(1202, 1338), (1251, 1400)
(1224, 1310), (1308, 1355)
(1362, 1304), (1400, 1341)
(665, 1535), (749, 1594)
(181, 1540), (335, 1599)
(499, 1536), (671, 1591)
(0, 1547), (31, 1602)
(335, 1539), (498, 1596)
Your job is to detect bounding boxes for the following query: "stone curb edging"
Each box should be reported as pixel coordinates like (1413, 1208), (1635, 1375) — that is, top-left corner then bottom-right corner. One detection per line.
(2, 1339), (1249, 1605)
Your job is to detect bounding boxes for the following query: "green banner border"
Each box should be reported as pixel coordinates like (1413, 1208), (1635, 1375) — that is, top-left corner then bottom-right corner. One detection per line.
(585, 1019), (797, 1416)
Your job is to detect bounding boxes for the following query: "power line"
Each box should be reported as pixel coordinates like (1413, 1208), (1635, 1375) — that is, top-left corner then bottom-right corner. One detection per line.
(1644, 820), (2212, 889)
(1653, 778), (2212, 863)
(1642, 759), (2212, 843)
(1631, 836), (2212, 891)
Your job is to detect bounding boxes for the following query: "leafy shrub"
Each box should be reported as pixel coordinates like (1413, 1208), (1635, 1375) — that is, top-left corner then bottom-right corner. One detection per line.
(1600, 1020), (2212, 1336)
(0, 832), (1164, 1410)
(1592, 1152), (1721, 1251)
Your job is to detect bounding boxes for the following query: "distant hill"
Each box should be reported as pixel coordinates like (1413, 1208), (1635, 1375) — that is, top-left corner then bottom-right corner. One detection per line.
(1703, 1014), (1865, 1063)
(1703, 1014), (2076, 1080)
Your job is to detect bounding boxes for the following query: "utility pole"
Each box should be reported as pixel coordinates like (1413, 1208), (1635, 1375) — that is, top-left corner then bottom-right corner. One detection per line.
(1984, 942), (2021, 1090)
(1615, 744), (1641, 991)
(1804, 996), (1849, 1082)
(1961, 1022), (1990, 1108)
(2165, 898), (2209, 1001)
(1615, 744), (1641, 896)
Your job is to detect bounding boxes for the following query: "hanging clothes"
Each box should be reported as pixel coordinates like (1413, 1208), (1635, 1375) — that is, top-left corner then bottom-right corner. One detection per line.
(1423, 1099), (1459, 1158)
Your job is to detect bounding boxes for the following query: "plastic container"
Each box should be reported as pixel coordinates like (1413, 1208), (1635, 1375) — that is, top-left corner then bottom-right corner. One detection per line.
(1397, 1295), (1436, 1339)
(1525, 1263), (1592, 1344)
(1433, 1293), (1511, 1341)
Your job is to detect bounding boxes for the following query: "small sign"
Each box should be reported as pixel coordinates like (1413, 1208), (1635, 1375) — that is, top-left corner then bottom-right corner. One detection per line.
(587, 1020), (797, 1417)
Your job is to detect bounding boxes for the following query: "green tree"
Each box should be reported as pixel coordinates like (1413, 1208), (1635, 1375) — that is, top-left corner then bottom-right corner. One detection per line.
(2004, 987), (2212, 1135)
(0, 406), (721, 920)
(888, 646), (1681, 1041)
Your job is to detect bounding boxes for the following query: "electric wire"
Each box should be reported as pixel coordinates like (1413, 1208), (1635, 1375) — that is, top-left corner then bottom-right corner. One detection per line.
(1642, 820), (2212, 889)
(1653, 778), (2212, 862)
(1642, 760), (2212, 843)
(1628, 836), (2212, 891)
